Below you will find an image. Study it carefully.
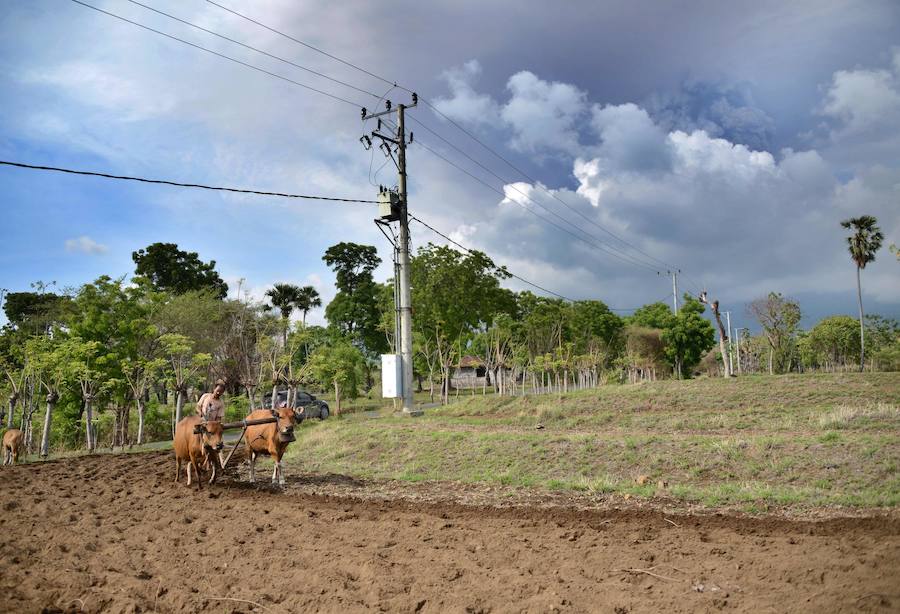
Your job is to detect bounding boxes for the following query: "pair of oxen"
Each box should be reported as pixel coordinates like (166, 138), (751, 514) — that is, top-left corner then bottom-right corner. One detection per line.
(173, 407), (301, 490)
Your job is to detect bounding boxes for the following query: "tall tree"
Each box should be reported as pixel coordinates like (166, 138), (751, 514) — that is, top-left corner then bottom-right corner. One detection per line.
(660, 296), (716, 378)
(410, 243), (513, 402)
(322, 242), (385, 354)
(160, 333), (211, 431)
(629, 302), (676, 330)
(132, 242), (228, 299)
(63, 338), (110, 452)
(266, 283), (303, 345)
(296, 285), (322, 326)
(308, 340), (364, 415)
(840, 216), (884, 371)
(2, 291), (69, 334)
(747, 292), (802, 374)
(25, 336), (68, 458)
(804, 315), (860, 370)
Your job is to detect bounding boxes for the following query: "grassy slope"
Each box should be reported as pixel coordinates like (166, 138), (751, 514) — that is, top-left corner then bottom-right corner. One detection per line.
(291, 373), (900, 510)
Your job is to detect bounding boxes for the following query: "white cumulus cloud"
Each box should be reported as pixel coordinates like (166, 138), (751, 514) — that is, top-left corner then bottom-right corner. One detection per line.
(65, 236), (108, 255)
(432, 60), (500, 127)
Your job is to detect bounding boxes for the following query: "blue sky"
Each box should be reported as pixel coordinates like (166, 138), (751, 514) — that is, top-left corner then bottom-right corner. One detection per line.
(1, 0), (899, 330)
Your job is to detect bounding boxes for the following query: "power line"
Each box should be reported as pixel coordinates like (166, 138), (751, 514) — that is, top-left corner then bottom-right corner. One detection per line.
(69, 0), (365, 108)
(93, 0), (663, 273)
(412, 140), (661, 273)
(410, 215), (574, 302)
(419, 99), (679, 272)
(409, 116), (666, 273)
(410, 215), (650, 312)
(123, 0), (383, 101)
(197, 0), (696, 278)
(206, 0), (400, 90)
(78, 0), (702, 287)
(0, 161), (379, 203)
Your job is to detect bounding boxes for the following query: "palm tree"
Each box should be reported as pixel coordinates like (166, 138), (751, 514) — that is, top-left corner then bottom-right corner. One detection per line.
(840, 216), (883, 371)
(266, 283), (303, 346)
(295, 285), (322, 326)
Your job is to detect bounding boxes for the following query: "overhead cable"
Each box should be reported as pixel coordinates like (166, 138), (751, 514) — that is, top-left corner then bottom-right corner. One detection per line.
(123, 0), (383, 101)
(69, 0), (365, 107)
(409, 117), (666, 272)
(411, 215), (648, 312)
(201, 0), (678, 271)
(412, 140), (661, 273)
(0, 160), (379, 203)
(410, 215), (574, 302)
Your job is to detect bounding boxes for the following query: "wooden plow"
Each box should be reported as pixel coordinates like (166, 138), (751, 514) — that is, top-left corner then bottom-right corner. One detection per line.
(193, 415), (278, 481)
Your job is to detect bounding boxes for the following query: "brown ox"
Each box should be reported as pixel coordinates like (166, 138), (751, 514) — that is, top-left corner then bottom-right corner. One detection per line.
(2, 429), (24, 466)
(173, 416), (224, 490)
(244, 407), (299, 486)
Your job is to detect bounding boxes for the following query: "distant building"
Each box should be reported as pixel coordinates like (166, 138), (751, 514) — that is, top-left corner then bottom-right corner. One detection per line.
(450, 355), (488, 389)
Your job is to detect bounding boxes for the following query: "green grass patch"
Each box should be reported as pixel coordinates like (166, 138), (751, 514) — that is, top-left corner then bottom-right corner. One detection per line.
(284, 373), (900, 510)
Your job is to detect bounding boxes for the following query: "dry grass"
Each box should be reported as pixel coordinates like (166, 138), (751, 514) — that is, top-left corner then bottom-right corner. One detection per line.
(818, 402), (900, 429)
(285, 372), (900, 510)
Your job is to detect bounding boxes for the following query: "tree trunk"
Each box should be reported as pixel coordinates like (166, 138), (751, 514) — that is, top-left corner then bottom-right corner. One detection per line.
(768, 347), (774, 375)
(710, 300), (731, 377)
(122, 404), (131, 446)
(137, 398), (146, 445)
(334, 380), (341, 416)
(856, 265), (865, 372)
(40, 393), (57, 458)
(174, 389), (185, 433)
(84, 397), (95, 452)
(245, 386), (258, 412)
(7, 394), (16, 430)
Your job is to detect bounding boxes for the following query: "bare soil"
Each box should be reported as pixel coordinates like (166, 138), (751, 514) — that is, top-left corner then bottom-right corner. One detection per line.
(0, 451), (898, 613)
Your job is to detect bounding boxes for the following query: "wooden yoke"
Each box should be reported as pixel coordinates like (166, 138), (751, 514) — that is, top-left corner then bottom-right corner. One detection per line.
(194, 416), (277, 434)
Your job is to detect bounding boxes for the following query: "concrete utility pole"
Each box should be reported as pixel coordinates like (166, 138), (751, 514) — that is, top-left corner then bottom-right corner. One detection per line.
(395, 104), (415, 415)
(669, 270), (680, 313)
(724, 311), (733, 375)
(363, 94), (420, 415)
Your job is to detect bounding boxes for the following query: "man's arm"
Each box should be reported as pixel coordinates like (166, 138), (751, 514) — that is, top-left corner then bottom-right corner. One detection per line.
(196, 393), (211, 417)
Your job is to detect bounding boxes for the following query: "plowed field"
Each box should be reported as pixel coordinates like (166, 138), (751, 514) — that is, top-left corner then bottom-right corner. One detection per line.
(0, 451), (897, 613)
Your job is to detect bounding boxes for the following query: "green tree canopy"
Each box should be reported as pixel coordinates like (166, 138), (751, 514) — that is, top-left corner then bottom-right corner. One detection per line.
(2, 291), (70, 334)
(841, 215), (884, 270)
(628, 302), (675, 330)
(322, 242), (385, 355)
(132, 242), (228, 299)
(410, 243), (514, 342)
(307, 340), (365, 414)
(660, 296), (716, 377)
(568, 300), (624, 353)
(295, 285), (322, 326)
(747, 292), (802, 373)
(804, 315), (860, 368)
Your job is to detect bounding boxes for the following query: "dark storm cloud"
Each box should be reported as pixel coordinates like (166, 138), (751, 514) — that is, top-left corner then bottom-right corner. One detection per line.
(645, 81), (776, 151)
(1, 0), (898, 324)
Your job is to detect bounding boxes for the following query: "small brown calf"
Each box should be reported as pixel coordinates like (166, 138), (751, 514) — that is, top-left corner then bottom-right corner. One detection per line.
(173, 416), (224, 490)
(2, 429), (24, 465)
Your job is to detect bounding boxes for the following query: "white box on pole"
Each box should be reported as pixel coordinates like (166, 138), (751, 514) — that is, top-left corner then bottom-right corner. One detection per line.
(381, 354), (402, 398)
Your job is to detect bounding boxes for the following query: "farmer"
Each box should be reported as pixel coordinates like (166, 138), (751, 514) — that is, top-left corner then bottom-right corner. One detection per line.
(196, 379), (227, 423)
(196, 379), (227, 471)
